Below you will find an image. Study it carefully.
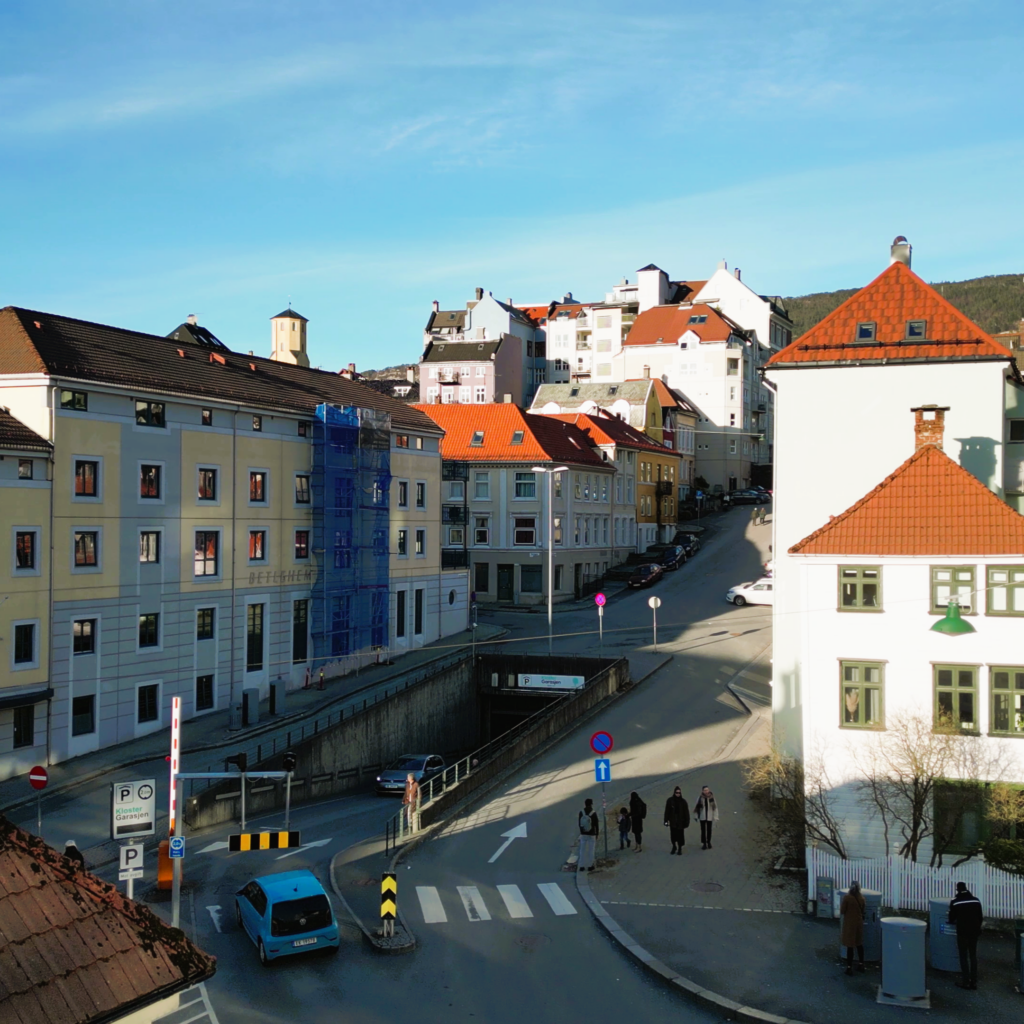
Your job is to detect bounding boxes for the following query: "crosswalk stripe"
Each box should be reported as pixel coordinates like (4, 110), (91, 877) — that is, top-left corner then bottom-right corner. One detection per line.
(416, 886), (448, 924)
(496, 884), (533, 919)
(537, 882), (577, 916)
(457, 886), (491, 921)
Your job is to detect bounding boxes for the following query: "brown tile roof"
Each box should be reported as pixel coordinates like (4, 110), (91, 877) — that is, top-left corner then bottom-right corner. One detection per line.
(421, 339), (501, 363)
(0, 409), (51, 452)
(790, 444), (1024, 556)
(767, 261), (1012, 367)
(0, 307), (437, 432)
(411, 403), (606, 467)
(425, 309), (467, 332)
(0, 816), (215, 1024)
(542, 412), (676, 455)
(623, 303), (745, 346)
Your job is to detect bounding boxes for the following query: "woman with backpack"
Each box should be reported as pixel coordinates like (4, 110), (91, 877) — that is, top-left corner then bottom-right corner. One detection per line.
(629, 791), (646, 852)
(663, 786), (690, 854)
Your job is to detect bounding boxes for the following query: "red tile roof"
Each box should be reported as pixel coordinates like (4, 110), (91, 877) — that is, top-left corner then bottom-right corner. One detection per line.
(650, 377), (680, 409)
(767, 261), (1011, 367)
(541, 411), (674, 455)
(516, 304), (552, 323)
(411, 403), (606, 466)
(623, 304), (745, 346)
(791, 444), (1024, 556)
(0, 816), (215, 1024)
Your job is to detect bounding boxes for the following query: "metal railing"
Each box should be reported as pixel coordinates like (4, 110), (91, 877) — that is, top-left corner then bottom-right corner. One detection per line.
(441, 548), (470, 569)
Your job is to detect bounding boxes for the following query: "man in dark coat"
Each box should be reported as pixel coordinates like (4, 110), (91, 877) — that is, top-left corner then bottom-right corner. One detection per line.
(948, 882), (983, 989)
(663, 786), (690, 854)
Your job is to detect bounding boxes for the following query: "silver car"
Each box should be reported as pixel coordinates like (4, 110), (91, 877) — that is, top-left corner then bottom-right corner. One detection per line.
(375, 753), (447, 796)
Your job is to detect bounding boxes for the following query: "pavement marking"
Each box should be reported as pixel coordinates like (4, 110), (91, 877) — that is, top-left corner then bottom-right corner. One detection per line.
(538, 883), (578, 916)
(496, 884), (533, 919)
(204, 906), (224, 933)
(416, 886), (448, 924)
(457, 885), (492, 921)
(601, 900), (800, 914)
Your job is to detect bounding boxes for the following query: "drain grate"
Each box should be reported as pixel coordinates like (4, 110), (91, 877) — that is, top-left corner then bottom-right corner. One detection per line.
(691, 881), (724, 893)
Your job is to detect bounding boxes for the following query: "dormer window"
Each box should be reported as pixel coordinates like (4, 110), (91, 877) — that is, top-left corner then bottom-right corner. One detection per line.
(470, 431), (485, 446)
(510, 431), (524, 445)
(855, 322), (877, 342)
(905, 320), (927, 340)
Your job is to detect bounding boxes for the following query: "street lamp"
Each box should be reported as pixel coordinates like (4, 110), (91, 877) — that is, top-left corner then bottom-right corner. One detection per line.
(533, 465), (569, 655)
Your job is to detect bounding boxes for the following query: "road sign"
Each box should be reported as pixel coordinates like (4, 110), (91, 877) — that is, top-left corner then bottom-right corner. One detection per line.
(119, 844), (144, 873)
(169, 836), (185, 859)
(29, 766), (48, 790)
(594, 592), (606, 607)
(648, 595), (662, 609)
(111, 779), (157, 840)
(590, 731), (614, 754)
(594, 758), (611, 782)
(228, 831), (300, 852)
(381, 872), (397, 936)
(518, 673), (584, 690)
(118, 868), (144, 881)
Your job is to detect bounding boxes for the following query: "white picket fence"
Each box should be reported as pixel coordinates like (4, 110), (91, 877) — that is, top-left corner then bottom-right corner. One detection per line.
(807, 846), (1024, 920)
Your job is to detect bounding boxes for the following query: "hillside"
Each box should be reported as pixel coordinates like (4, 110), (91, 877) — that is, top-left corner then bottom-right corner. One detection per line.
(785, 272), (1024, 339)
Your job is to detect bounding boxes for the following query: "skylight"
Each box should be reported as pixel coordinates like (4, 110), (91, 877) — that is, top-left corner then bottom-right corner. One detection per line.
(470, 431), (484, 446)
(905, 320), (927, 340)
(510, 430), (524, 445)
(688, 314), (708, 324)
(570, 387), (580, 397)
(608, 386), (618, 395)
(855, 322), (877, 342)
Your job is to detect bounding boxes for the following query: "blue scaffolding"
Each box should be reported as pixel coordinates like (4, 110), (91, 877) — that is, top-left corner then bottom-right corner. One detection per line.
(311, 403), (391, 667)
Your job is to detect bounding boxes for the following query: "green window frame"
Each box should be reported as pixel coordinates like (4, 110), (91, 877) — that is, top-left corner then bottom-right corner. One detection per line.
(839, 566), (881, 611)
(934, 664), (978, 732)
(986, 566), (1024, 616)
(930, 565), (975, 614)
(840, 660), (884, 729)
(990, 666), (1024, 736)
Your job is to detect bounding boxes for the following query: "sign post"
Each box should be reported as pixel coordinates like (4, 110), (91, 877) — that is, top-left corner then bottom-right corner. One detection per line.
(594, 592), (606, 654)
(29, 766), (47, 836)
(110, 780), (156, 841)
(381, 872), (397, 939)
(119, 843), (144, 900)
(648, 595), (662, 653)
(590, 733), (614, 863)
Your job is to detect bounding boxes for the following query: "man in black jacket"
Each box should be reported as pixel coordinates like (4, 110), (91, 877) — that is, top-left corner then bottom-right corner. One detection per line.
(948, 882), (983, 989)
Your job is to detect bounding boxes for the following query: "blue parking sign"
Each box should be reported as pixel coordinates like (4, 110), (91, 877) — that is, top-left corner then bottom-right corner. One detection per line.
(169, 836), (185, 859)
(594, 758), (611, 782)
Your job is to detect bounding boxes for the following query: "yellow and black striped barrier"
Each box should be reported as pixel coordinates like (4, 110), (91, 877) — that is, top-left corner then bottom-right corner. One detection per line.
(381, 872), (397, 921)
(228, 831), (301, 852)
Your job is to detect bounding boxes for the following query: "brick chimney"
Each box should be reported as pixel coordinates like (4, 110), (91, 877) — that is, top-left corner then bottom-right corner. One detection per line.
(890, 235), (912, 268)
(432, 300), (439, 313)
(911, 405), (949, 451)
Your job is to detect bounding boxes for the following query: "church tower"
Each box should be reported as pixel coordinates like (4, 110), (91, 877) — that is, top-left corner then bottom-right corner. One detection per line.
(269, 308), (309, 368)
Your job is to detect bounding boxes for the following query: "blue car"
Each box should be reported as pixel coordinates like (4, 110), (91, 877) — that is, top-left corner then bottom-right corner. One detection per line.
(235, 869), (340, 965)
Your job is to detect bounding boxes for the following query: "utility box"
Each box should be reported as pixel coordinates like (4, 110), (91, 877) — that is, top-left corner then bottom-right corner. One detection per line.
(880, 917), (927, 1003)
(837, 888), (883, 961)
(269, 680), (286, 716)
(242, 687), (260, 727)
(816, 876), (834, 918)
(929, 898), (960, 972)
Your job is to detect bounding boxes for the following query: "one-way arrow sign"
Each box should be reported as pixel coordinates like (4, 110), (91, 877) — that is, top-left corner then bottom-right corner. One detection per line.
(488, 822), (528, 863)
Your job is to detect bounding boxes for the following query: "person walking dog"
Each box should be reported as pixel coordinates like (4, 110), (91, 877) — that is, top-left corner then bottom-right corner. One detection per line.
(694, 786), (719, 849)
(663, 786), (690, 854)
(577, 798), (599, 871)
(840, 881), (866, 975)
(949, 881), (983, 989)
(629, 791), (646, 852)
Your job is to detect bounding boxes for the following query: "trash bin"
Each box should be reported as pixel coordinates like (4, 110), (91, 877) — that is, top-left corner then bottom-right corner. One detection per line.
(929, 898), (960, 972)
(881, 917), (927, 1002)
(816, 876), (834, 919)
(837, 888), (882, 961)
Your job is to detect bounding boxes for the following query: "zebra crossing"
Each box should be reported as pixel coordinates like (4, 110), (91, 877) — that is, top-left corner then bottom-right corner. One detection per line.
(414, 881), (578, 924)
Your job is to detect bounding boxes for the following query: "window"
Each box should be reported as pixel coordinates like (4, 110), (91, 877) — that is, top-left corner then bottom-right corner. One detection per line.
(397, 529), (408, 555)
(249, 471), (267, 502)
(294, 474), (310, 504)
(514, 517), (536, 545)
(248, 530), (266, 561)
(252, 415), (262, 432)
(137, 684), (159, 723)
(139, 531), (160, 563)
(74, 531), (98, 567)
(196, 674), (214, 712)
(511, 430), (524, 445)
(476, 365), (486, 377)
(448, 526), (464, 545)
(554, 473), (563, 498)
(839, 566), (881, 610)
(396, 435), (410, 448)
(987, 566), (1024, 615)
(71, 618), (96, 655)
(135, 401), (166, 427)
(449, 480), (465, 500)
(13, 706), (34, 749)
(688, 314), (708, 325)
(459, 386), (471, 403)
(414, 589), (424, 636)
(416, 482), (426, 509)
(554, 516), (563, 544)
(194, 531), (219, 576)
(474, 516), (489, 545)
(415, 529), (425, 555)
(514, 472), (536, 499)
(905, 320), (926, 340)
(201, 408), (213, 426)
(990, 666), (1024, 736)
(295, 529), (309, 560)
(138, 613), (159, 649)
(198, 467), (217, 501)
(521, 565), (542, 593)
(397, 481), (408, 507)
(1010, 420), (1024, 443)
(292, 600), (308, 663)
(247, 604), (264, 671)
(475, 562), (489, 592)
(13, 623), (35, 664)
(475, 386), (486, 402)
(75, 460), (98, 497)
(197, 608), (215, 640)
(855, 322), (877, 342)
(298, 421), (309, 437)
(15, 531), (36, 570)
(71, 695), (95, 736)
(729, 440), (737, 454)
(139, 465), (161, 499)
(935, 664), (978, 731)
(727, 358), (739, 376)
(554, 564), (564, 590)
(60, 390), (87, 411)
(474, 472), (490, 499)
(18, 460), (32, 479)
(729, 413), (736, 427)
(931, 566), (974, 613)
(470, 430), (484, 446)
(840, 661), (884, 728)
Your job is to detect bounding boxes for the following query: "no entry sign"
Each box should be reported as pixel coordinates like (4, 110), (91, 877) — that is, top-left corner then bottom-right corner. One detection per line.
(590, 731), (614, 754)
(29, 766), (48, 790)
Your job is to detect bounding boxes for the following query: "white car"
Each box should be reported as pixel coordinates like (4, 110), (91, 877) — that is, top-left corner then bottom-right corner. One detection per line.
(726, 578), (774, 606)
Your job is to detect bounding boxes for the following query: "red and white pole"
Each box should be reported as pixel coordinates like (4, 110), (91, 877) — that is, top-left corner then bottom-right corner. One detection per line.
(168, 697), (180, 834)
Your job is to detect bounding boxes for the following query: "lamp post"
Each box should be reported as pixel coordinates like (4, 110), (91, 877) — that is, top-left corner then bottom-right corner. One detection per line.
(533, 465), (569, 656)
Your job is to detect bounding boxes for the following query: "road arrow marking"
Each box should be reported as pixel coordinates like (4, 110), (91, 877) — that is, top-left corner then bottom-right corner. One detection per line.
(205, 906), (224, 933)
(488, 822), (528, 863)
(197, 841), (230, 854)
(275, 837), (333, 860)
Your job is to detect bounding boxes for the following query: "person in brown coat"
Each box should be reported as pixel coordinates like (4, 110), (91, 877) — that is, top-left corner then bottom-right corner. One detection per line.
(840, 881), (866, 975)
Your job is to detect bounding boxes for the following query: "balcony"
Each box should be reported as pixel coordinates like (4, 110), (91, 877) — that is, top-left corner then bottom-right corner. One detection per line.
(576, 341), (592, 351)
(442, 504), (467, 524)
(442, 549), (470, 570)
(655, 481), (673, 496)
(442, 461), (469, 481)
(436, 372), (461, 384)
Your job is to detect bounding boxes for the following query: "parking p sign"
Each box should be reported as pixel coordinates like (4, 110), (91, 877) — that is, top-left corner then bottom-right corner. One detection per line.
(111, 779), (157, 841)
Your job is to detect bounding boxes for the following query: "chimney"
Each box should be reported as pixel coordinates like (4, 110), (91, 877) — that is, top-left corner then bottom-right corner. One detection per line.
(911, 404), (949, 451)
(475, 287), (484, 300)
(432, 300), (439, 313)
(507, 298), (512, 306)
(406, 366), (416, 382)
(642, 365), (650, 379)
(717, 259), (727, 270)
(187, 314), (197, 325)
(890, 236), (912, 268)
(734, 268), (741, 281)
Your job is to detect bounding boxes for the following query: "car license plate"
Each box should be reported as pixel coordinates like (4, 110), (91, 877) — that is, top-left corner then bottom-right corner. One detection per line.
(293, 937), (317, 947)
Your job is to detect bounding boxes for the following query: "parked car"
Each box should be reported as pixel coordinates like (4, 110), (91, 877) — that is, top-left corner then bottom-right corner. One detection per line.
(726, 489), (763, 505)
(235, 869), (340, 965)
(628, 563), (664, 588)
(725, 578), (774, 606)
(675, 532), (701, 557)
(376, 753), (447, 796)
(658, 545), (687, 571)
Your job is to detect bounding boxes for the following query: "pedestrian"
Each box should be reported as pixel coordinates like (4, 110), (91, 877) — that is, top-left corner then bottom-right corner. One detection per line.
(663, 786), (690, 854)
(402, 773), (420, 831)
(577, 798), (599, 871)
(617, 807), (631, 850)
(63, 840), (85, 870)
(949, 881), (983, 989)
(694, 786), (719, 849)
(840, 881), (866, 975)
(629, 791), (646, 853)
(749, 505), (758, 526)
(758, 506), (767, 525)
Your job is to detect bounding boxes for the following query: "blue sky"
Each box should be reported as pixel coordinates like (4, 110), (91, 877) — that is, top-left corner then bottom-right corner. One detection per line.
(2, 1), (1023, 370)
